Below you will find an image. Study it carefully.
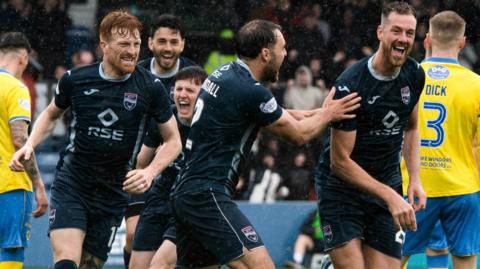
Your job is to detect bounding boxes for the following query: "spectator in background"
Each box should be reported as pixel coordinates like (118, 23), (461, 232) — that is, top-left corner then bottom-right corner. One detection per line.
(204, 28), (236, 74)
(289, 11), (325, 65)
(285, 151), (311, 200)
(248, 152), (287, 203)
(0, 0), (33, 34)
(284, 66), (326, 110)
(30, 0), (71, 79)
(285, 209), (325, 269)
(71, 49), (95, 68)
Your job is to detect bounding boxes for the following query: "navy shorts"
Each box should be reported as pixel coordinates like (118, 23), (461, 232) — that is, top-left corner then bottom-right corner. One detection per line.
(125, 193), (148, 219)
(173, 190), (264, 267)
(132, 190), (176, 251)
(317, 184), (403, 259)
(49, 184), (124, 261)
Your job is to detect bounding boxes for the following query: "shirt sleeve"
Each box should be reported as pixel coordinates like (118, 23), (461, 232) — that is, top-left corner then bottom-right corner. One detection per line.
(330, 80), (358, 131)
(148, 79), (173, 124)
(414, 63), (426, 96)
(6, 82), (31, 124)
(143, 118), (162, 148)
(244, 84), (283, 127)
(54, 71), (74, 110)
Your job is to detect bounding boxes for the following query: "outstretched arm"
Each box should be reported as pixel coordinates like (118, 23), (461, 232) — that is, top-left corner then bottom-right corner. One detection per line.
(265, 87), (361, 145)
(330, 128), (417, 231)
(123, 116), (182, 194)
(9, 99), (65, 171)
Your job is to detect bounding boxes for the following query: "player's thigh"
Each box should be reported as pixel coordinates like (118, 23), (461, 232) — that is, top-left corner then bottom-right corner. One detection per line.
(133, 212), (173, 252)
(227, 246), (274, 269)
(328, 239), (364, 269)
(50, 228), (86, 264)
(427, 221), (448, 251)
(316, 186), (365, 253)
(130, 250), (156, 269)
(402, 198), (442, 256)
(363, 203), (404, 260)
(82, 209), (123, 262)
(173, 191), (264, 267)
(125, 214), (140, 248)
(363, 244), (400, 269)
(150, 239), (177, 269)
(442, 192), (480, 256)
(0, 190), (32, 250)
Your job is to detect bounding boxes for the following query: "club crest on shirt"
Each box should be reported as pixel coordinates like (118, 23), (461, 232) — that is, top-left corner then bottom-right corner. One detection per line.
(260, 97), (278, 113)
(400, 86), (410, 105)
(241, 225), (259, 242)
(322, 224), (333, 243)
(124, 92), (138, 111)
(49, 208), (56, 225)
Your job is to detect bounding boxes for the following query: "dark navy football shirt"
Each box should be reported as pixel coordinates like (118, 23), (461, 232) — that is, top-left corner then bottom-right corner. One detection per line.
(137, 56), (197, 102)
(316, 55), (425, 191)
(174, 59), (283, 196)
(143, 107), (190, 199)
(53, 63), (172, 200)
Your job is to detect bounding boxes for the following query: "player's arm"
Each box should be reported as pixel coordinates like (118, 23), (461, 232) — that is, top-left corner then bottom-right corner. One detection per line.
(330, 129), (417, 231)
(9, 120), (48, 217)
(136, 145), (156, 169)
(9, 100), (66, 171)
(265, 88), (361, 145)
(402, 103), (426, 211)
(123, 116), (181, 193)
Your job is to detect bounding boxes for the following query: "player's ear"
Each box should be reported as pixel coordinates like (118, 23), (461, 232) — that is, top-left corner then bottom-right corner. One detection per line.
(376, 25), (383, 41)
(148, 37), (154, 51)
(261, 47), (269, 62)
(423, 33), (432, 52)
(459, 36), (466, 50)
(179, 38), (185, 53)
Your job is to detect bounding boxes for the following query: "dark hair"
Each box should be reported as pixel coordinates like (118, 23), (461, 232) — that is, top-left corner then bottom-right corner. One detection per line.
(150, 14), (184, 38)
(175, 66), (208, 85)
(0, 32), (31, 53)
(235, 19), (282, 59)
(99, 10), (142, 41)
(382, 1), (416, 22)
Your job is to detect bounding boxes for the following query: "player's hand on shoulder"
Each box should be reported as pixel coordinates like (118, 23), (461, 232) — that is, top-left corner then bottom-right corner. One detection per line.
(9, 144), (34, 171)
(322, 87), (361, 122)
(384, 189), (417, 232)
(33, 181), (49, 218)
(123, 168), (155, 194)
(407, 179), (427, 212)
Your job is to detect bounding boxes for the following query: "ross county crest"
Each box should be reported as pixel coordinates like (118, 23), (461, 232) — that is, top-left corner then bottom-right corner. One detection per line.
(400, 86), (410, 105)
(241, 225), (259, 242)
(124, 92), (138, 111)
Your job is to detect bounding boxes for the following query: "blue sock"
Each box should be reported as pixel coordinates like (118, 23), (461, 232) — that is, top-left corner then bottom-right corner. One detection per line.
(427, 253), (449, 268)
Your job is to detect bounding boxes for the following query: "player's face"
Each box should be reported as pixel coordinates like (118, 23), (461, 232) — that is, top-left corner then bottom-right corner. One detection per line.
(174, 79), (201, 123)
(263, 29), (287, 83)
(101, 28), (141, 76)
(149, 27), (185, 72)
(379, 13), (416, 67)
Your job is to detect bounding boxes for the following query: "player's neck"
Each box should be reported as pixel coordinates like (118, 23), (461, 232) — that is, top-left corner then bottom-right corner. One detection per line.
(240, 58), (263, 81)
(101, 61), (129, 80)
(153, 58), (179, 76)
(0, 58), (21, 79)
(372, 51), (400, 77)
(430, 49), (459, 60)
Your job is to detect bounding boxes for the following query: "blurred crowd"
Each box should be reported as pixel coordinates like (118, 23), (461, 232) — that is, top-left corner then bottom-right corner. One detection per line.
(2, 0), (480, 201)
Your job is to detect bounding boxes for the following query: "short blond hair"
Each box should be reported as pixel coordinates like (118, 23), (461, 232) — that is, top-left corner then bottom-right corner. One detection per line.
(429, 11), (465, 49)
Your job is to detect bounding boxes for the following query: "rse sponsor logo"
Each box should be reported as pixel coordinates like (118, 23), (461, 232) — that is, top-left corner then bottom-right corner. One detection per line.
(260, 97), (278, 113)
(241, 225), (258, 242)
(427, 65), (450, 80)
(88, 108), (124, 141)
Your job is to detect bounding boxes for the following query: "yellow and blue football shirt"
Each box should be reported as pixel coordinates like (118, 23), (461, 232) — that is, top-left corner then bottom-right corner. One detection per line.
(402, 58), (480, 197)
(0, 69), (32, 194)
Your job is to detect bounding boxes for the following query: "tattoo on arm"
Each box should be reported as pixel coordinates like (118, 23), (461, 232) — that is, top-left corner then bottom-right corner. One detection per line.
(9, 120), (40, 184)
